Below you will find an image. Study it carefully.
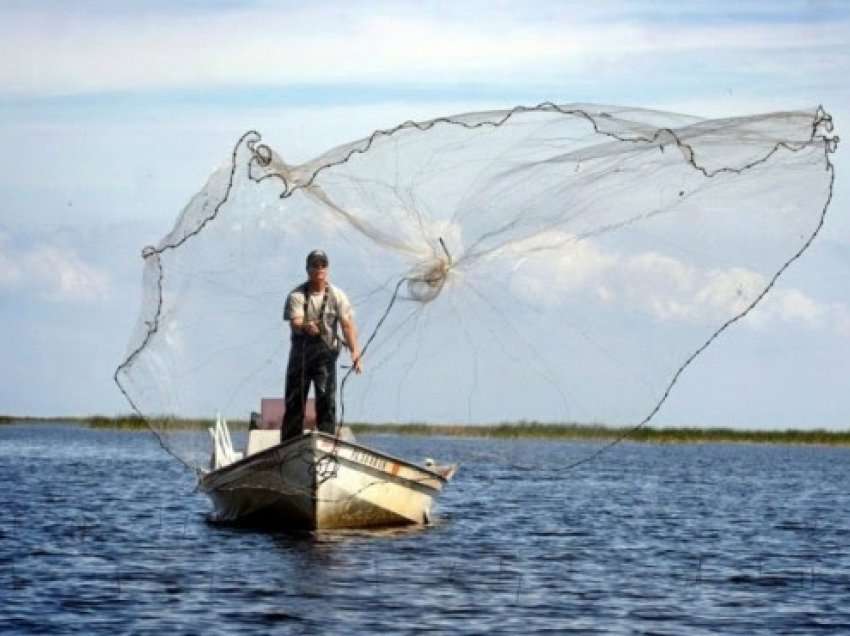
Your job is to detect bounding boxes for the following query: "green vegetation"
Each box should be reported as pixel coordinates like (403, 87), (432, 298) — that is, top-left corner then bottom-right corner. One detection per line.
(2, 415), (849, 445)
(85, 414), (148, 429)
(0, 414), (248, 431)
(348, 422), (850, 446)
(83, 415), (250, 431)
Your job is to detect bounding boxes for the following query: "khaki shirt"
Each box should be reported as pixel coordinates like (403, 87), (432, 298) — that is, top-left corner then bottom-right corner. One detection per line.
(283, 283), (353, 350)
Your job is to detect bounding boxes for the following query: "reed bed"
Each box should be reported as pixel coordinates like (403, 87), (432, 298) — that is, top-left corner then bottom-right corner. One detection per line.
(348, 422), (850, 445)
(2, 415), (848, 445)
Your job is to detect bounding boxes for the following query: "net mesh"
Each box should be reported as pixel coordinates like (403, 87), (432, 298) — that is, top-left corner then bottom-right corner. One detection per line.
(115, 102), (838, 474)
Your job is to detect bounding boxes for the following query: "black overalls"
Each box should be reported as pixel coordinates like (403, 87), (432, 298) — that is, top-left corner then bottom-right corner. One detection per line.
(281, 283), (340, 441)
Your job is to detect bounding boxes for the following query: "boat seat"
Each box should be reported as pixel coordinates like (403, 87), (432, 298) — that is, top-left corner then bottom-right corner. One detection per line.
(246, 429), (280, 456)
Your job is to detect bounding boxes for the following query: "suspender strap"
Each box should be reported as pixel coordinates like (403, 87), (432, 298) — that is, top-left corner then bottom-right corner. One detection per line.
(300, 282), (334, 340)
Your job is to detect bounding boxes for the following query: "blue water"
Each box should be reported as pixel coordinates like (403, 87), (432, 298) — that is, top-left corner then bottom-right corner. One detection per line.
(2, 423), (850, 634)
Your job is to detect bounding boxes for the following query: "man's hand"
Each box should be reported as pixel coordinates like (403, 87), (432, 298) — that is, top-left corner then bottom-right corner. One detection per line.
(352, 353), (363, 374)
(302, 321), (320, 336)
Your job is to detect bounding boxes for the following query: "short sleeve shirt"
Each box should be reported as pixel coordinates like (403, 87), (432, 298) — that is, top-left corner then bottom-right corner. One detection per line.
(284, 282), (353, 350)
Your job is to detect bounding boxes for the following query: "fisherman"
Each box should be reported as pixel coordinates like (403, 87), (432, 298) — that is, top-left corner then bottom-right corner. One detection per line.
(281, 249), (363, 442)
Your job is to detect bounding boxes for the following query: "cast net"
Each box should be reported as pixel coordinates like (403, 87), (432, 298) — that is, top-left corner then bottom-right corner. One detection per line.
(115, 102), (837, 475)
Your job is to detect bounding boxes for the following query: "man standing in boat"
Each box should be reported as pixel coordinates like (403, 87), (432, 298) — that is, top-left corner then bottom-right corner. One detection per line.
(281, 249), (363, 442)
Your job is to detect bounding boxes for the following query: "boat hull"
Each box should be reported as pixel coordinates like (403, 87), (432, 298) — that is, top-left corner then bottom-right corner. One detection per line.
(199, 432), (448, 529)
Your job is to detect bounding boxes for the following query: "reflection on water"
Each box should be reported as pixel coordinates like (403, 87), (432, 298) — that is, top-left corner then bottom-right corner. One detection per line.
(3, 423), (850, 634)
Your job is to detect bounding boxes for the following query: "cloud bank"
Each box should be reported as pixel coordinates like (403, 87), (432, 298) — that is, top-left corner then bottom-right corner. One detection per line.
(0, 234), (110, 302)
(508, 233), (849, 335)
(1, 2), (846, 97)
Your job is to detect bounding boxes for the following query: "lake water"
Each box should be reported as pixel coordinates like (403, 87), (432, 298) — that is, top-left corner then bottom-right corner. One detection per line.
(2, 422), (850, 634)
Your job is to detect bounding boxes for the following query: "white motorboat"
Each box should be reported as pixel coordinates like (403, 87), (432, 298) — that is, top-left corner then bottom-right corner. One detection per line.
(199, 402), (457, 529)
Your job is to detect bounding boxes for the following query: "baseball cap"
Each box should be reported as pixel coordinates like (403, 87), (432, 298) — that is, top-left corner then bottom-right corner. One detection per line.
(306, 249), (329, 268)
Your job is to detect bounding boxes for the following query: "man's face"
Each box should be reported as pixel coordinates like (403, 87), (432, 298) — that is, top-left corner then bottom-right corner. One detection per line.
(308, 262), (328, 285)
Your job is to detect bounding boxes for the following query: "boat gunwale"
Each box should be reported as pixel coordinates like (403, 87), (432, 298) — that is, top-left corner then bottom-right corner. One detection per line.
(199, 431), (448, 492)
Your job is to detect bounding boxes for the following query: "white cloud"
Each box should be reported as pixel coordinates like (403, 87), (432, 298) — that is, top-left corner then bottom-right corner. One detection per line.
(695, 267), (768, 321)
(0, 241), (110, 302)
(623, 255), (833, 329)
(0, 233), (22, 285)
(623, 252), (697, 320)
(507, 232), (617, 305)
(748, 287), (825, 328)
(27, 246), (110, 302)
(1, 4), (847, 97)
(506, 233), (848, 334)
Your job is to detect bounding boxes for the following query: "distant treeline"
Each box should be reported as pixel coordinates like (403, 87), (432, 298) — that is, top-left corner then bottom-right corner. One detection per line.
(350, 422), (850, 445)
(2, 414), (850, 445)
(0, 414), (234, 430)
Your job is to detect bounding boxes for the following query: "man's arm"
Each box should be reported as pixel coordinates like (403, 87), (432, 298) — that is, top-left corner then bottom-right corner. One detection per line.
(290, 315), (319, 336)
(285, 292), (319, 336)
(340, 316), (363, 374)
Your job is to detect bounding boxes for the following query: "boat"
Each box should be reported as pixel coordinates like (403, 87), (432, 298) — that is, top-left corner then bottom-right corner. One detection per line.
(199, 399), (458, 529)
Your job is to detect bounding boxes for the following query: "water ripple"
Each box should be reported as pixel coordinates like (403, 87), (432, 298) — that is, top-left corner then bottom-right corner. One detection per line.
(2, 424), (850, 634)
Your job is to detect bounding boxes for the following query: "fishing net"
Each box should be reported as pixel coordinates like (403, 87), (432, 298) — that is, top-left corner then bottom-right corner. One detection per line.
(115, 103), (838, 474)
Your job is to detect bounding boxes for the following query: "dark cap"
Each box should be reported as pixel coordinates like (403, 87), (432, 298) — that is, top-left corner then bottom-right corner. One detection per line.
(306, 249), (329, 268)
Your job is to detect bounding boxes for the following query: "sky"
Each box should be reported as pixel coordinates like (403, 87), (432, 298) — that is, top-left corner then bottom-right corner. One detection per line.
(0, 0), (848, 428)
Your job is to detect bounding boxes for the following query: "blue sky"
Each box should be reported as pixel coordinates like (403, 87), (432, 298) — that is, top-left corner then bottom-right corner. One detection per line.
(1, 1), (848, 427)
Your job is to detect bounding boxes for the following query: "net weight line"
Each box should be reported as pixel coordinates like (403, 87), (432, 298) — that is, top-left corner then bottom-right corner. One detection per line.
(114, 104), (839, 482)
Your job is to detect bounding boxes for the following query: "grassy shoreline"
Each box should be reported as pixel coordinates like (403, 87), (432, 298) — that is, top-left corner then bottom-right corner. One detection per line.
(2, 414), (850, 446)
